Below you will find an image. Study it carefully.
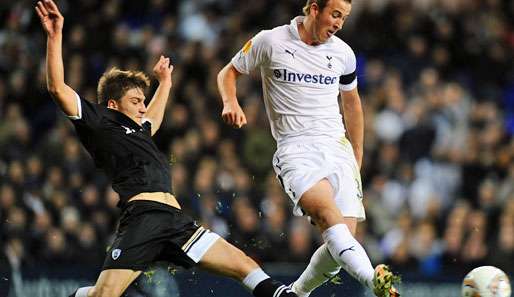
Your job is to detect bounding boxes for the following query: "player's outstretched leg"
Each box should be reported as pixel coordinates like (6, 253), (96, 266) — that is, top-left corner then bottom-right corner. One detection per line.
(199, 237), (298, 296)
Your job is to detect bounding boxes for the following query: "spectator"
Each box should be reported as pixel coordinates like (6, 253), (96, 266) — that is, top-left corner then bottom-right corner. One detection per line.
(0, 0), (512, 280)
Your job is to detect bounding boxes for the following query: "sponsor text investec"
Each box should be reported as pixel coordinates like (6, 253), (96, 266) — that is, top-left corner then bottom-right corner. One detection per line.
(273, 69), (338, 85)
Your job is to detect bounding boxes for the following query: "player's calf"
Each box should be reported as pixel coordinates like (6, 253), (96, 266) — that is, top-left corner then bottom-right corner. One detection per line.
(200, 238), (299, 296)
(290, 243), (341, 297)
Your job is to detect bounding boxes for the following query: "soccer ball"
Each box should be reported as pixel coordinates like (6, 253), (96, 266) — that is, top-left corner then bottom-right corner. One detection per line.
(462, 266), (511, 297)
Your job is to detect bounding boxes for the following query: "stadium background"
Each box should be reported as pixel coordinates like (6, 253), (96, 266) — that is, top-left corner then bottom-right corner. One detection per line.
(0, 0), (513, 296)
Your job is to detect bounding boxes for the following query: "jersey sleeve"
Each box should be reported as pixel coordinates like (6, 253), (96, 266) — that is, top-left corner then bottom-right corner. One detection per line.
(67, 92), (103, 128)
(339, 47), (358, 92)
(231, 31), (271, 74)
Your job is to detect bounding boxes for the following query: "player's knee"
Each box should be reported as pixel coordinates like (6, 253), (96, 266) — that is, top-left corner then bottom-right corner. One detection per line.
(310, 208), (343, 230)
(86, 286), (97, 297)
(89, 284), (122, 297)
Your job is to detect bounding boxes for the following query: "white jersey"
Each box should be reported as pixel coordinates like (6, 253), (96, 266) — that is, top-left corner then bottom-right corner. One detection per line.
(231, 16), (358, 146)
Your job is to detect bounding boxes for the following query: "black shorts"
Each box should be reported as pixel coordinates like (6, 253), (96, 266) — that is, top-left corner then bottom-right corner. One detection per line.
(102, 200), (219, 271)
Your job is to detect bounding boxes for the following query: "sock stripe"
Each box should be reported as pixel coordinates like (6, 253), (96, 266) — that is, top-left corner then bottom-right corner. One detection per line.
(273, 285), (286, 297)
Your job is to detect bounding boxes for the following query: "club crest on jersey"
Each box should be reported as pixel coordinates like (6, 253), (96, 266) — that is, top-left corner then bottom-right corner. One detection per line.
(111, 248), (122, 260)
(326, 56), (333, 69)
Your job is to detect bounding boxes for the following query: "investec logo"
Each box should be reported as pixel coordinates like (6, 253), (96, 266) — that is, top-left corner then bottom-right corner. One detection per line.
(273, 69), (338, 85)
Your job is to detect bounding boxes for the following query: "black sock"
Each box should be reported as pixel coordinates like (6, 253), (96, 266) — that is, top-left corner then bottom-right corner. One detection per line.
(68, 290), (77, 297)
(253, 278), (297, 297)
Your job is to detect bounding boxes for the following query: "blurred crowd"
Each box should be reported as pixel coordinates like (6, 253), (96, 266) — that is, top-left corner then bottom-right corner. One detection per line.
(0, 0), (513, 279)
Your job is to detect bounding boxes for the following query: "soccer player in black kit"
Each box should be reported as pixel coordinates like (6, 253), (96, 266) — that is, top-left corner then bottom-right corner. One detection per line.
(36, 1), (299, 297)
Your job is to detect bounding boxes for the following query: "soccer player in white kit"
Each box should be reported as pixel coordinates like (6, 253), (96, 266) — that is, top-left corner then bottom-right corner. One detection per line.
(218, 0), (400, 296)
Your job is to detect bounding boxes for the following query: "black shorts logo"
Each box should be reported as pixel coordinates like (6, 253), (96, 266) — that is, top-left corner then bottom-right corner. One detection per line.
(112, 248), (122, 260)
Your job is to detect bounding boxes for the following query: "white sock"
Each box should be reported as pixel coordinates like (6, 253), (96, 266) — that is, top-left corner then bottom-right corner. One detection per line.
(242, 268), (270, 291)
(75, 287), (93, 297)
(291, 244), (341, 297)
(322, 224), (374, 288)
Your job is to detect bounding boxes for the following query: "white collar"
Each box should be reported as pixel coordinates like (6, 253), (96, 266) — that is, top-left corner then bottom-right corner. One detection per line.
(288, 16), (304, 41)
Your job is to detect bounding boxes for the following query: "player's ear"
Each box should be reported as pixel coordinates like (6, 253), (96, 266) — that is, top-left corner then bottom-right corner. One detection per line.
(107, 99), (118, 109)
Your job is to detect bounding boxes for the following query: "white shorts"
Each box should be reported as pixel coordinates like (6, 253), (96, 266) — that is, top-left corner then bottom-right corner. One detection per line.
(272, 137), (366, 221)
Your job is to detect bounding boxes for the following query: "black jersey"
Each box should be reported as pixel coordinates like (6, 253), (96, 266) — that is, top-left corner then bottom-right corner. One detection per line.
(69, 94), (172, 207)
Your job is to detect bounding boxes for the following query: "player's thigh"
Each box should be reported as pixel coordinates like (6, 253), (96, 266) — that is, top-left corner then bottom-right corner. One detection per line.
(299, 178), (349, 232)
(198, 237), (259, 281)
(91, 269), (142, 297)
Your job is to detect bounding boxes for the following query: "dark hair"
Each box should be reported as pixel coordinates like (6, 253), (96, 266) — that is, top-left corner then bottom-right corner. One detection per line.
(303, 0), (351, 15)
(97, 67), (150, 106)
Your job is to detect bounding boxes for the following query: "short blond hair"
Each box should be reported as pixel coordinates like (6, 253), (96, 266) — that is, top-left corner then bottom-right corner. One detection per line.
(97, 67), (150, 105)
(303, 0), (352, 15)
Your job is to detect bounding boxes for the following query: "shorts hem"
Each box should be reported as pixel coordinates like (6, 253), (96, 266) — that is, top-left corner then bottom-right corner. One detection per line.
(182, 228), (221, 263)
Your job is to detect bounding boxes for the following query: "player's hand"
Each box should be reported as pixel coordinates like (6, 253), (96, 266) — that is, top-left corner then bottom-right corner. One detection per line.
(222, 101), (247, 128)
(153, 55), (173, 85)
(35, 0), (63, 38)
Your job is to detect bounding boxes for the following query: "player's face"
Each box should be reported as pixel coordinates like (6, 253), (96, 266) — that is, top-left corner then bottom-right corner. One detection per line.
(109, 87), (147, 125)
(314, 0), (351, 43)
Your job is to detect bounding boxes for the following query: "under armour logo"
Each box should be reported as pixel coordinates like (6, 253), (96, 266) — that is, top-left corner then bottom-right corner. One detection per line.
(339, 246), (355, 257)
(326, 56), (333, 69)
(285, 49), (296, 58)
(112, 248), (122, 260)
(122, 125), (136, 134)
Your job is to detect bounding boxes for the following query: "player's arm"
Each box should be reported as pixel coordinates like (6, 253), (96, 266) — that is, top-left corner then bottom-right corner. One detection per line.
(218, 31), (271, 128)
(341, 88), (364, 169)
(217, 63), (247, 128)
(35, 0), (78, 117)
(145, 56), (173, 135)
